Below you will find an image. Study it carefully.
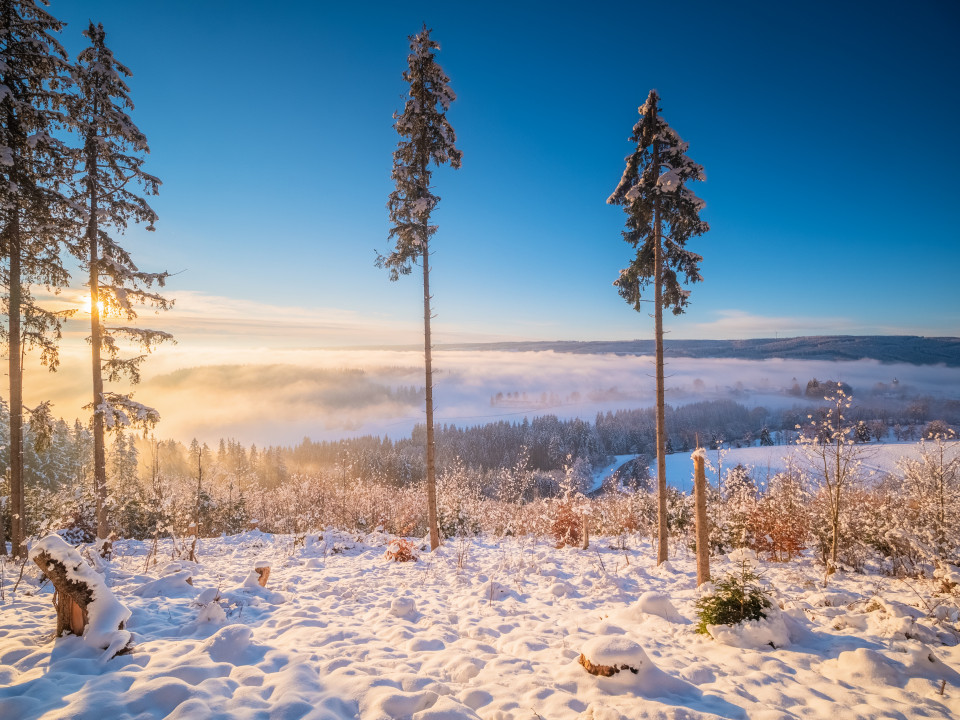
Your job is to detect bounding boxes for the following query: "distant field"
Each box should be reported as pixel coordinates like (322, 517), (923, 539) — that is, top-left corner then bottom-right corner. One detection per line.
(641, 440), (960, 493)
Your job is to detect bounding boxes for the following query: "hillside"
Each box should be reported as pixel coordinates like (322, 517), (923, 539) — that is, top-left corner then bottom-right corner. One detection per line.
(432, 336), (960, 367)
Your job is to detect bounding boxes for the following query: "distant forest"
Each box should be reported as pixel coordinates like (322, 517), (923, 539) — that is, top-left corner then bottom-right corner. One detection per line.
(3, 378), (958, 543)
(374, 335), (960, 367)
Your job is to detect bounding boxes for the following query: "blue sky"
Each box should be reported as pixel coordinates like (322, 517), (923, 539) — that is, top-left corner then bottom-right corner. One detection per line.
(51, 0), (960, 348)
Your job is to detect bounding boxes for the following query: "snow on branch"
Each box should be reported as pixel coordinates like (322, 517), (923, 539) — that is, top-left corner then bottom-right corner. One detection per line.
(88, 392), (160, 432)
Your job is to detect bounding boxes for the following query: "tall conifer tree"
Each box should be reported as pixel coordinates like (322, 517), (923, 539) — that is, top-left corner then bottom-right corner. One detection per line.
(608, 90), (708, 564)
(378, 25), (461, 550)
(0, 0), (74, 557)
(69, 21), (170, 541)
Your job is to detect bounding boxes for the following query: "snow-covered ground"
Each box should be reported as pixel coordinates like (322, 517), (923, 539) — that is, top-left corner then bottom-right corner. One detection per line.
(653, 441), (958, 493)
(2, 532), (958, 719)
(590, 455), (635, 494)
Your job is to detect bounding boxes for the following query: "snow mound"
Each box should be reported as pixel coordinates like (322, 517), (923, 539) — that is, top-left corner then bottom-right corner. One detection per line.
(390, 596), (418, 618)
(360, 687), (438, 720)
(412, 695), (482, 719)
(581, 635), (650, 670)
(807, 590), (858, 608)
(578, 635), (692, 696)
(133, 570), (196, 598)
(480, 580), (513, 601)
(706, 603), (789, 649)
(825, 648), (902, 686)
(198, 624), (261, 664)
(634, 591), (684, 622)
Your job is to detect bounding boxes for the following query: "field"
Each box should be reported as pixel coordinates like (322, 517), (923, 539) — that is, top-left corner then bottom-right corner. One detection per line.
(1, 532), (958, 720)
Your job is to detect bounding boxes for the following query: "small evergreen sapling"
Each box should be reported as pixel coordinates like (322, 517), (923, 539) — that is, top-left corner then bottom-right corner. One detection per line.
(695, 558), (772, 635)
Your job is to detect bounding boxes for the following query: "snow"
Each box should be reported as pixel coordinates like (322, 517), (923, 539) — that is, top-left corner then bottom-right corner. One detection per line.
(704, 602), (791, 650)
(589, 454), (634, 494)
(2, 531), (958, 719)
(632, 591), (684, 623)
(653, 440), (960, 493)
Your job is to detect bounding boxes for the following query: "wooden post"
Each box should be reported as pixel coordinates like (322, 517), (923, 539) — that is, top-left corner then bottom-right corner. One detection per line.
(693, 449), (711, 586)
(581, 513), (590, 550)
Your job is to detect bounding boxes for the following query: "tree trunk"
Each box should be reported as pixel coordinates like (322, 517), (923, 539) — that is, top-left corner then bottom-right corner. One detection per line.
(422, 241), (439, 550)
(694, 450), (710, 586)
(87, 132), (109, 541)
(8, 206), (24, 558)
(652, 136), (668, 565)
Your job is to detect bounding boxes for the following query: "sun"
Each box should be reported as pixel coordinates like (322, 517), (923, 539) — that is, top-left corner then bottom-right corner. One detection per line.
(79, 296), (105, 316)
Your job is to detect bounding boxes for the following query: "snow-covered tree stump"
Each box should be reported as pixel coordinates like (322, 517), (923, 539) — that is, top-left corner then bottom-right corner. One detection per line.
(29, 535), (132, 657)
(578, 636), (649, 677)
(245, 560), (271, 588)
(255, 565), (270, 587)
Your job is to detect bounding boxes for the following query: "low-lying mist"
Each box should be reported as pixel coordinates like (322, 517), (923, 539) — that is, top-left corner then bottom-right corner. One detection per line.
(22, 346), (960, 446)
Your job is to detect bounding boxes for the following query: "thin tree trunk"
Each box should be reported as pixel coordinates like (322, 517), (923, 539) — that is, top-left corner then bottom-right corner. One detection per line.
(422, 240), (439, 550)
(8, 206), (24, 558)
(831, 431), (841, 568)
(652, 136), (668, 565)
(86, 130), (109, 541)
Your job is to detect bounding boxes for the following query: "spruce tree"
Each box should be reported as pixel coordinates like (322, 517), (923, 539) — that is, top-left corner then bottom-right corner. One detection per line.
(0, 0), (75, 557)
(378, 25), (461, 551)
(608, 90), (708, 564)
(69, 22), (171, 541)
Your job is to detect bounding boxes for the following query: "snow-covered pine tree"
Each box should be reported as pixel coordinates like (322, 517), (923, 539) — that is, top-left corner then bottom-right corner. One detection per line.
(607, 90), (708, 564)
(378, 25), (461, 551)
(69, 22), (171, 541)
(0, 0), (75, 557)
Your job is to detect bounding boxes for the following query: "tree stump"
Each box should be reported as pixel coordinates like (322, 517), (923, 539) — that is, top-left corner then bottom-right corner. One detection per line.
(255, 566), (270, 587)
(30, 535), (132, 656)
(33, 549), (96, 638)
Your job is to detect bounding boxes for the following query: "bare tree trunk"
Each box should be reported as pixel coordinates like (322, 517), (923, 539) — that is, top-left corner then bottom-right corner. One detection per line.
(8, 206), (25, 559)
(694, 450), (710, 585)
(652, 136), (668, 565)
(87, 132), (109, 541)
(422, 242), (439, 551)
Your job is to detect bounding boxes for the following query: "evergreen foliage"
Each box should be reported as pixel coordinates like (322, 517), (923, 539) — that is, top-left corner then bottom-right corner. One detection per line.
(378, 24), (462, 280)
(69, 21), (171, 539)
(0, 0), (76, 556)
(607, 89), (708, 315)
(695, 560), (771, 635)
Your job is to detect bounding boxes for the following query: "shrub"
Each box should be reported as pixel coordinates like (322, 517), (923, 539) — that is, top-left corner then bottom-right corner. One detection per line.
(384, 537), (418, 562)
(551, 496), (583, 547)
(695, 560), (771, 635)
